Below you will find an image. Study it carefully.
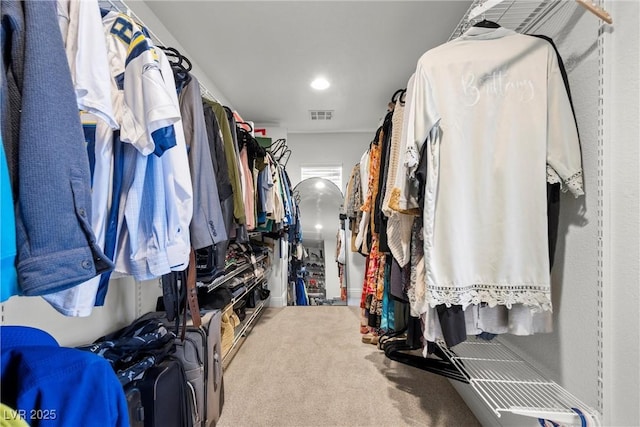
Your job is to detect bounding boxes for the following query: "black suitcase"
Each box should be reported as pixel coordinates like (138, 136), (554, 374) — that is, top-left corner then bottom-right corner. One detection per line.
(136, 312), (208, 427)
(127, 357), (193, 427)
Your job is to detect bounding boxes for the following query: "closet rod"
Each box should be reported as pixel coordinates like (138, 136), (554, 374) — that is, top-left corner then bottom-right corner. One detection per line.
(575, 0), (613, 24)
(102, 0), (222, 104)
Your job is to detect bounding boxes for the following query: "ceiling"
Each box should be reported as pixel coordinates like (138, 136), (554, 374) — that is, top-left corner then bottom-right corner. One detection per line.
(143, 1), (472, 133)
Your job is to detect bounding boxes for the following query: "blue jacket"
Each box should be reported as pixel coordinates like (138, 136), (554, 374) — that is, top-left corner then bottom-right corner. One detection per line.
(1, 326), (129, 427)
(1, 0), (113, 296)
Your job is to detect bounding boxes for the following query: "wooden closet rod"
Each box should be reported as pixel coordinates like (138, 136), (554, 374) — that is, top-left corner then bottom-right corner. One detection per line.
(575, 0), (613, 24)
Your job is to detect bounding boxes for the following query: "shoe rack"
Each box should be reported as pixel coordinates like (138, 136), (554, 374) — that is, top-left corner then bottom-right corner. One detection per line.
(303, 241), (326, 305)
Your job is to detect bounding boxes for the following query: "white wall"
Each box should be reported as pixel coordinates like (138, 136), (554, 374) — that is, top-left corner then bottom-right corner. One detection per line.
(501, 7), (600, 402)
(286, 132), (372, 191)
(1, 277), (161, 347)
(128, 1), (233, 107)
(603, 1), (640, 424)
(453, 3), (640, 426)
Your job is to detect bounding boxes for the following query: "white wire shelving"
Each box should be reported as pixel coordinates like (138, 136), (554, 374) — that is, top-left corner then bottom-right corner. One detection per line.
(438, 339), (600, 425)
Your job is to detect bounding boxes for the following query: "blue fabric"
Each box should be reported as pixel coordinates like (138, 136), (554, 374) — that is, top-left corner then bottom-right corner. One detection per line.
(151, 125), (177, 157)
(280, 168), (293, 226)
(1, 326), (129, 427)
(95, 131), (125, 306)
(1, 326), (58, 348)
(1, 139), (19, 302)
(295, 278), (308, 306)
(380, 261), (394, 331)
(83, 123), (97, 187)
(1, 0), (113, 296)
(476, 332), (498, 341)
(257, 167), (269, 214)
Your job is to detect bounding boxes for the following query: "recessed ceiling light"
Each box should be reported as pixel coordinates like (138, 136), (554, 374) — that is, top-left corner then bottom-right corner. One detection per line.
(315, 224), (323, 230)
(310, 77), (330, 90)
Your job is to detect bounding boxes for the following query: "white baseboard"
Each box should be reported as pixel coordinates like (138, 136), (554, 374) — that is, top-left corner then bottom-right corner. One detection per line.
(347, 288), (361, 307)
(268, 295), (287, 308)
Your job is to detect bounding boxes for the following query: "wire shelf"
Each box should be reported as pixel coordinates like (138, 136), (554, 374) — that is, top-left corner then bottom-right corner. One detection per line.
(449, 0), (577, 41)
(438, 339), (600, 425)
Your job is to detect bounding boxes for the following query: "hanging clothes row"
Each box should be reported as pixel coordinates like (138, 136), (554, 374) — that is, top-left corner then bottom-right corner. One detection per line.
(0, 0), (296, 318)
(345, 20), (584, 355)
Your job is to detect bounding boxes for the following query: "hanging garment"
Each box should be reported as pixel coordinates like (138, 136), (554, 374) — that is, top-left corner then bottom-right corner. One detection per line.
(295, 278), (308, 306)
(344, 164), (360, 224)
(381, 96), (406, 217)
(104, 12), (182, 282)
(179, 76), (227, 249)
(202, 103), (233, 202)
(100, 9), (180, 156)
(380, 259), (395, 332)
(374, 110), (394, 253)
(385, 82), (418, 268)
(1, 0), (113, 297)
(410, 26), (583, 312)
(239, 146), (256, 230)
(207, 101), (245, 224)
(154, 48), (193, 271)
(54, 4), (133, 308)
(225, 107), (248, 228)
(42, 114), (115, 315)
(56, 0), (116, 129)
(389, 73), (421, 214)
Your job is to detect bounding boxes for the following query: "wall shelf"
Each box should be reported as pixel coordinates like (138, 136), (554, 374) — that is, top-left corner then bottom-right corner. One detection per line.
(198, 254), (267, 293)
(222, 297), (269, 368)
(438, 340), (600, 425)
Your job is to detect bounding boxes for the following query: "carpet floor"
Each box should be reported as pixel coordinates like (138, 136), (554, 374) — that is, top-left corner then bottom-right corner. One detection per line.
(217, 306), (480, 427)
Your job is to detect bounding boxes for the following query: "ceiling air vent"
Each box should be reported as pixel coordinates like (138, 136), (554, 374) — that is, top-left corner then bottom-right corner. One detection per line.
(309, 110), (334, 121)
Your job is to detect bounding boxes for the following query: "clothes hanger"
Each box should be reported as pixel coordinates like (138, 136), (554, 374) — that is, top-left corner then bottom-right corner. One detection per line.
(236, 121), (253, 132)
(391, 88), (406, 104)
(382, 338), (469, 383)
(473, 17), (501, 28)
(272, 146), (287, 162)
(269, 139), (288, 158)
(157, 46), (193, 72)
(279, 149), (292, 169)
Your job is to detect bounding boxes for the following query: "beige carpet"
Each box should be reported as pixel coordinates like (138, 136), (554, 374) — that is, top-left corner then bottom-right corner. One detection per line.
(217, 306), (480, 427)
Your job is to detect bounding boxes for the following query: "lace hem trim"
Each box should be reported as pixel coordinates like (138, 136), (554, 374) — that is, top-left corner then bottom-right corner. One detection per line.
(563, 170), (584, 197)
(547, 166), (561, 184)
(425, 285), (552, 312)
(547, 166), (584, 198)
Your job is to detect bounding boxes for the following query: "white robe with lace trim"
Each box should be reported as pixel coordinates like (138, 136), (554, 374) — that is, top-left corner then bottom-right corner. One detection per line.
(407, 27), (584, 313)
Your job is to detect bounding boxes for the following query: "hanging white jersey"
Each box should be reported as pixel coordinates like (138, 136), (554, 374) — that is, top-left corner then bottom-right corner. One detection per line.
(101, 10), (180, 155)
(57, 0), (117, 129)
